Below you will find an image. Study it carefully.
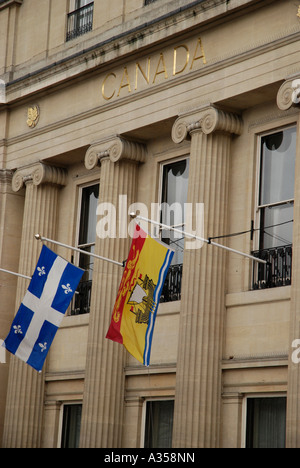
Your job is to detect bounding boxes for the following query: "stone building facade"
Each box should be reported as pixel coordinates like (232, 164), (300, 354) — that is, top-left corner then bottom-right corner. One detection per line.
(1, 0), (300, 448)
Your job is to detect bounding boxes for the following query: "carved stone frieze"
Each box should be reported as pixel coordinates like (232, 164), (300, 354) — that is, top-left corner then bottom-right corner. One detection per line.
(84, 135), (147, 170)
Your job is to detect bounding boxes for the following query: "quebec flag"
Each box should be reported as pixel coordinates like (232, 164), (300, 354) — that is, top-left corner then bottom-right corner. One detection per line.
(2, 245), (84, 372)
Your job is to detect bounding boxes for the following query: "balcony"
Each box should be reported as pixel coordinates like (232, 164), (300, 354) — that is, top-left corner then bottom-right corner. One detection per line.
(160, 264), (183, 303)
(252, 245), (292, 290)
(66, 2), (94, 42)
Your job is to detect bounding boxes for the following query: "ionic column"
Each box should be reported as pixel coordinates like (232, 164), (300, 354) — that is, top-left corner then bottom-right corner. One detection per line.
(171, 105), (242, 448)
(80, 136), (146, 448)
(2, 163), (66, 448)
(277, 80), (300, 448)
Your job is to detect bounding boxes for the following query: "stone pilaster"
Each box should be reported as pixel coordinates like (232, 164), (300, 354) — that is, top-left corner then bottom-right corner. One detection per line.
(2, 163), (66, 448)
(0, 169), (23, 447)
(80, 136), (146, 448)
(277, 80), (300, 448)
(171, 105), (242, 448)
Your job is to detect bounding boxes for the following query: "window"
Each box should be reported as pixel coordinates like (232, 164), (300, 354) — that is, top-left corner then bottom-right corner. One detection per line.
(159, 158), (189, 302)
(61, 404), (82, 448)
(66, 0), (94, 42)
(144, 400), (174, 448)
(252, 126), (296, 289)
(246, 397), (286, 448)
(70, 183), (99, 315)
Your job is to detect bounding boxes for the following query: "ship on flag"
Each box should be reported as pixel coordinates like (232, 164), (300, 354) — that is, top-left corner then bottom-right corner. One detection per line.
(106, 224), (174, 366)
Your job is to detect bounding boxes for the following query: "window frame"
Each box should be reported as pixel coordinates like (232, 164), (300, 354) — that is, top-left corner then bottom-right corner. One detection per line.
(157, 156), (190, 247)
(66, 0), (94, 42)
(241, 394), (287, 449)
(140, 397), (175, 448)
(58, 401), (83, 448)
(254, 124), (296, 252)
(69, 180), (99, 315)
(156, 156), (189, 302)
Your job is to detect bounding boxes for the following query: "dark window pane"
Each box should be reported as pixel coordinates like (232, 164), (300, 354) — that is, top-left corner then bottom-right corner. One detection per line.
(144, 400), (174, 448)
(246, 397), (286, 448)
(61, 404), (82, 448)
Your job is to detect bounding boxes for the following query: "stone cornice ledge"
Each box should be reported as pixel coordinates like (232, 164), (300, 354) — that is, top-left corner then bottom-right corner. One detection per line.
(172, 105), (243, 143)
(85, 135), (147, 170)
(4, 0), (277, 103)
(0, 0), (22, 11)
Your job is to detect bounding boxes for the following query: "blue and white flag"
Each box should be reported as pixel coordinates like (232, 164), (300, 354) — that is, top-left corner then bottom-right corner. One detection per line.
(2, 245), (84, 372)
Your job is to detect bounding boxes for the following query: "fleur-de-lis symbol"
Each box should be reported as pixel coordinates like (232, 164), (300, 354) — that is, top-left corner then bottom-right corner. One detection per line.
(13, 325), (23, 335)
(62, 283), (73, 295)
(37, 266), (46, 276)
(39, 342), (47, 352)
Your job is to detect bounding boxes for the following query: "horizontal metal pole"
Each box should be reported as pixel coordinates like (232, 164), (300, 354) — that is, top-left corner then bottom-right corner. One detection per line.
(0, 267), (31, 280)
(131, 214), (209, 245)
(131, 213), (267, 265)
(35, 234), (124, 267)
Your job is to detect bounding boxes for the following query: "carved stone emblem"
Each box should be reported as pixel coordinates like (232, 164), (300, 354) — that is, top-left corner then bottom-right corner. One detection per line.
(26, 105), (40, 128)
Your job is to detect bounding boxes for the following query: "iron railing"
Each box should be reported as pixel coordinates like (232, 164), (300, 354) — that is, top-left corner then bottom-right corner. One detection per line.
(69, 262), (183, 314)
(160, 264), (183, 303)
(252, 244), (292, 290)
(66, 2), (94, 42)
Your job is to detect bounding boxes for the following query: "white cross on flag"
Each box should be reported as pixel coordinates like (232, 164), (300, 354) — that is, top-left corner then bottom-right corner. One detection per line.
(2, 245), (84, 372)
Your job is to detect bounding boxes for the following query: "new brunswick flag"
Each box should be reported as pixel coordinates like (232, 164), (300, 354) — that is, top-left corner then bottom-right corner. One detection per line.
(106, 224), (174, 366)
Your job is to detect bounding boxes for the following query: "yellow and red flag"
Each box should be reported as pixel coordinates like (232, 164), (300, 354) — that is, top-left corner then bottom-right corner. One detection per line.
(106, 224), (174, 366)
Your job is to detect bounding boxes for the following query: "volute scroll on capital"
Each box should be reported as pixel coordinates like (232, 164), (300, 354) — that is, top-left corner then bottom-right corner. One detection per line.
(12, 162), (67, 192)
(277, 78), (300, 111)
(172, 105), (243, 144)
(84, 136), (147, 171)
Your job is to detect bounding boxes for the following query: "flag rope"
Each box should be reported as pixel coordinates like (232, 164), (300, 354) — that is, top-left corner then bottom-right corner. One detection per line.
(35, 234), (124, 267)
(130, 213), (267, 265)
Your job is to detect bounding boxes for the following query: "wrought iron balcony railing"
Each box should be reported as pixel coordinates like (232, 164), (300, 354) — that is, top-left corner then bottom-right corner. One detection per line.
(66, 2), (94, 42)
(252, 244), (292, 290)
(69, 263), (183, 315)
(160, 264), (183, 303)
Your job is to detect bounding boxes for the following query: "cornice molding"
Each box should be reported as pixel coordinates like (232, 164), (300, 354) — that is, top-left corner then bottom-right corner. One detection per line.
(12, 162), (67, 192)
(85, 135), (147, 170)
(172, 105), (243, 144)
(0, 0), (22, 11)
(5, 0), (283, 104)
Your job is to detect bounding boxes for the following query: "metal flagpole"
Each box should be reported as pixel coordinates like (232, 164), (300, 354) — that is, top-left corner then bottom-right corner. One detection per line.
(130, 213), (267, 265)
(0, 268), (31, 280)
(35, 234), (125, 267)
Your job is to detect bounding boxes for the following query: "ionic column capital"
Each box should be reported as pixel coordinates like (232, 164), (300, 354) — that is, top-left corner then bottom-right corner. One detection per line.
(277, 78), (300, 111)
(172, 105), (243, 144)
(12, 162), (67, 192)
(85, 135), (147, 170)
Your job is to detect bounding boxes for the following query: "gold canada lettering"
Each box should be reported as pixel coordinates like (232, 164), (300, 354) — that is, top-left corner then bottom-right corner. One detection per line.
(102, 38), (206, 101)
